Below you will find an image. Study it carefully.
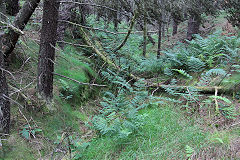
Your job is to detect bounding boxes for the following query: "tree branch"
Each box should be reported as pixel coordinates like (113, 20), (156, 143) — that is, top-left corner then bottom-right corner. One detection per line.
(53, 72), (107, 87)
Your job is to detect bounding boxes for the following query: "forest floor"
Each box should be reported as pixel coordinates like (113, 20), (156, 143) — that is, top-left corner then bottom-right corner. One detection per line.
(0, 12), (240, 160)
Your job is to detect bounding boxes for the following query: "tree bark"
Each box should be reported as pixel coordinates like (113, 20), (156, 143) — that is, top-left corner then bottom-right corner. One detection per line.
(157, 21), (162, 58)
(172, 18), (178, 36)
(187, 14), (201, 41)
(142, 13), (147, 57)
(0, 0), (6, 22)
(0, 34), (10, 134)
(2, 0), (41, 59)
(5, 0), (20, 16)
(113, 0), (119, 31)
(37, 0), (60, 101)
(57, 0), (76, 48)
(113, 12), (136, 52)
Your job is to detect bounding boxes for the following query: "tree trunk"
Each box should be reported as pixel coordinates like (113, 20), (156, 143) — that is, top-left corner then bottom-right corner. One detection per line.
(0, 34), (10, 134)
(157, 21), (162, 58)
(37, 0), (60, 102)
(187, 14), (201, 41)
(2, 0), (41, 59)
(113, 0), (119, 31)
(0, 0), (6, 22)
(5, 0), (20, 16)
(143, 13), (147, 57)
(172, 18), (178, 36)
(57, 0), (76, 48)
(162, 23), (165, 38)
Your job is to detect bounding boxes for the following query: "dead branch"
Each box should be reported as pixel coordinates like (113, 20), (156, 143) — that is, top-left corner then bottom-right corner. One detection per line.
(59, 20), (118, 35)
(0, 21), (24, 35)
(53, 72), (107, 87)
(59, 1), (129, 17)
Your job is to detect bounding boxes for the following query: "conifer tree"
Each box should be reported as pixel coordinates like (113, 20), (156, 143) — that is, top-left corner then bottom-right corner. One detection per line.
(37, 0), (60, 101)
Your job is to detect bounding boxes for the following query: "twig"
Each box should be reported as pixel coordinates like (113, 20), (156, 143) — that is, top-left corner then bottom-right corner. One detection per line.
(9, 81), (34, 97)
(59, 1), (129, 17)
(53, 72), (107, 87)
(3, 94), (24, 109)
(230, 121), (240, 127)
(0, 67), (16, 80)
(214, 87), (219, 113)
(57, 41), (92, 48)
(186, 87), (203, 108)
(151, 87), (160, 96)
(51, 132), (67, 160)
(0, 21), (24, 35)
(59, 20), (118, 35)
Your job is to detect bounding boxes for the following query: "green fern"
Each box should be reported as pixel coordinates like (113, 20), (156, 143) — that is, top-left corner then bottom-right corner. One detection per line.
(172, 69), (193, 79)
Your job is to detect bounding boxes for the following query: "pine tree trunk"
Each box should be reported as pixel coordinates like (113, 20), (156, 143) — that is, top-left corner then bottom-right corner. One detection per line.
(143, 13), (147, 57)
(5, 0), (20, 16)
(113, 0), (119, 31)
(172, 18), (178, 36)
(37, 0), (60, 101)
(157, 21), (162, 58)
(0, 34), (10, 134)
(2, 0), (40, 59)
(0, 0), (6, 22)
(57, 0), (76, 48)
(187, 14), (201, 40)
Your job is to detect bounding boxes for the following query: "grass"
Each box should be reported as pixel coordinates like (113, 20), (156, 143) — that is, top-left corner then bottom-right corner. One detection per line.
(2, 12), (239, 160)
(80, 104), (208, 159)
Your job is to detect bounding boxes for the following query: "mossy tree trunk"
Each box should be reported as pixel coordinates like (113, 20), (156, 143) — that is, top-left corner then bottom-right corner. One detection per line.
(37, 0), (60, 102)
(0, 34), (10, 134)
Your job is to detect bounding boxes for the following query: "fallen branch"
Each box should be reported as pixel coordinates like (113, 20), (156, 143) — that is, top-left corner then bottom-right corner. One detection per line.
(53, 72), (107, 87)
(78, 24), (121, 71)
(147, 83), (223, 92)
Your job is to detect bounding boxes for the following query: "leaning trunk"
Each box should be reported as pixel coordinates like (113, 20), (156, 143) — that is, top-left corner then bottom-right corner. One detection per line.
(37, 0), (60, 101)
(187, 14), (201, 40)
(2, 0), (41, 59)
(5, 0), (20, 16)
(0, 34), (10, 134)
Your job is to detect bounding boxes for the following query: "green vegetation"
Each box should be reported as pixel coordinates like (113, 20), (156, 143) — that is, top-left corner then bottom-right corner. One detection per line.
(1, 6), (239, 160)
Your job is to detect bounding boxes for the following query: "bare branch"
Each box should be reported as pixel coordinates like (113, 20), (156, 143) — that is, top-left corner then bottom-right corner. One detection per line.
(53, 72), (107, 87)
(0, 21), (24, 35)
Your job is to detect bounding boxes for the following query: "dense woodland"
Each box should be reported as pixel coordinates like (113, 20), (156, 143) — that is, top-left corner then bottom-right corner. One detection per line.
(0, 0), (239, 159)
